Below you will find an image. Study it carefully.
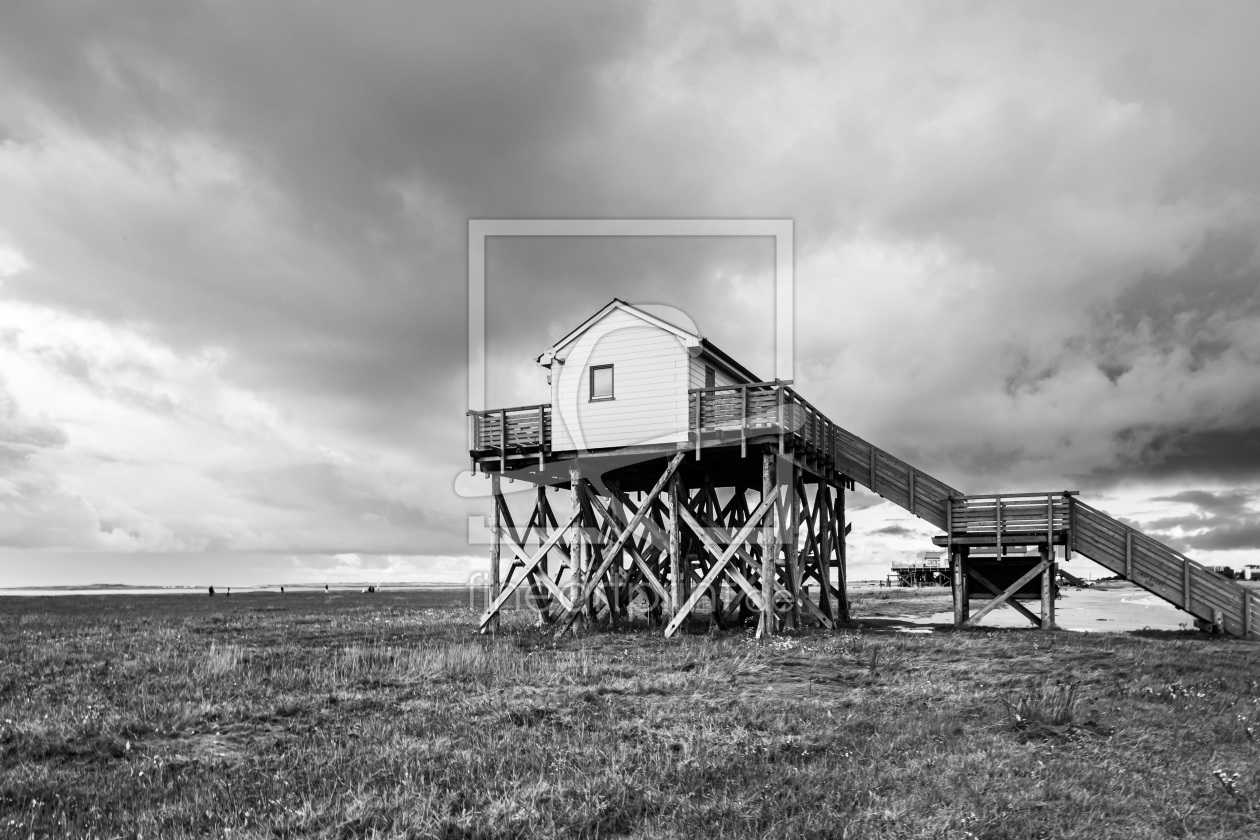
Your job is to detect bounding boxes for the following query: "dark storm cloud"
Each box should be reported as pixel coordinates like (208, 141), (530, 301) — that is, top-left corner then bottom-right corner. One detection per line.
(869, 524), (914, 538)
(1090, 425), (1260, 485)
(1135, 488), (1260, 553)
(5, 2), (1260, 573)
(1180, 522), (1260, 552)
(0, 382), (68, 465)
(0, 1), (650, 434)
(1150, 489), (1256, 516)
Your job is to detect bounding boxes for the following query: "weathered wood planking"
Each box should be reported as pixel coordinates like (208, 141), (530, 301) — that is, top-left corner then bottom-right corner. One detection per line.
(690, 385), (961, 531)
(471, 405), (552, 450)
(1072, 500), (1254, 638)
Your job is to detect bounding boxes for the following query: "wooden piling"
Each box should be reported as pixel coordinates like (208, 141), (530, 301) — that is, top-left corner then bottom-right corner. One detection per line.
(758, 451), (776, 639)
(487, 472), (502, 634)
(668, 473), (682, 623)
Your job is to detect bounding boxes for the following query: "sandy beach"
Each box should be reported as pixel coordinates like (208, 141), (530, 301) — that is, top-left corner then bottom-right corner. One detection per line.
(853, 580), (1258, 633)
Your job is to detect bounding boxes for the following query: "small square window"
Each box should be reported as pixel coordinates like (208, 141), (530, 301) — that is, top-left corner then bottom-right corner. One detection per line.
(704, 365), (716, 388)
(590, 364), (614, 401)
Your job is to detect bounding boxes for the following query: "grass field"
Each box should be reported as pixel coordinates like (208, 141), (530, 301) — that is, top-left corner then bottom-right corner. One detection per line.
(2, 589), (1259, 839)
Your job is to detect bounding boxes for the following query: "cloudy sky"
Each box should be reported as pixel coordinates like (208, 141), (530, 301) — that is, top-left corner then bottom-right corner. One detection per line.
(2, 1), (1259, 588)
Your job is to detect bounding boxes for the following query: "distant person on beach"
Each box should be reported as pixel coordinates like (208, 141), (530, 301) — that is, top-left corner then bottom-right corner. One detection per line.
(226, 588), (231, 597)
(280, 586), (285, 593)
(208, 586), (215, 597)
(325, 584), (329, 593)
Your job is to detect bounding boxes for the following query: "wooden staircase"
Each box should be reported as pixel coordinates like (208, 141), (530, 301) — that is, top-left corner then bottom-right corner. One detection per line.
(1070, 499), (1258, 638)
(825, 418), (1258, 639)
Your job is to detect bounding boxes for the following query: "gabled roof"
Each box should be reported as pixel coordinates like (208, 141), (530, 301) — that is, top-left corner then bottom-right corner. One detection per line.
(536, 298), (761, 383)
(538, 299), (697, 358)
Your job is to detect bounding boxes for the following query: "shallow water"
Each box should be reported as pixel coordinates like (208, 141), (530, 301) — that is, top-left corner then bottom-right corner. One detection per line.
(912, 582), (1190, 632)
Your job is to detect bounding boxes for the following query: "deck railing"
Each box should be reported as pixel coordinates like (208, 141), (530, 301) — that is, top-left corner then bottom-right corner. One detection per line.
(470, 383), (967, 532)
(468, 404), (551, 469)
(1071, 497), (1258, 638)
(944, 492), (1076, 557)
(689, 382), (964, 530)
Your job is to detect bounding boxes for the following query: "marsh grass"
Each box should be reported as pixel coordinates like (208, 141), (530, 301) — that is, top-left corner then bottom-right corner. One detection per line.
(1, 589), (1259, 838)
(1003, 679), (1086, 740)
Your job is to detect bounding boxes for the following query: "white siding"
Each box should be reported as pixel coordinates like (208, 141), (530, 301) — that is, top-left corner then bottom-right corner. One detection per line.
(689, 356), (745, 389)
(550, 307), (690, 451)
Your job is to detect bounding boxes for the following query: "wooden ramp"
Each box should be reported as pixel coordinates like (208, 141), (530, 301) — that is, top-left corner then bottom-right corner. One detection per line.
(1070, 499), (1259, 639)
(831, 421), (1259, 639)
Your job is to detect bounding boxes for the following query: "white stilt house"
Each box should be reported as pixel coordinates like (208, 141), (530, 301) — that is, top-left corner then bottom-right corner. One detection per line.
(470, 298), (858, 638)
(537, 300), (758, 453)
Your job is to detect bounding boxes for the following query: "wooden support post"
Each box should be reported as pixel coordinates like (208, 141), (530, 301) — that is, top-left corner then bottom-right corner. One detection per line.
(694, 390), (702, 460)
(569, 464), (586, 629)
(537, 405), (546, 467)
(535, 488), (556, 623)
(946, 495), (955, 622)
(776, 386), (785, 454)
(1245, 590), (1253, 639)
(1040, 542), (1055, 630)
(740, 384), (747, 458)
(668, 473), (683, 623)
(487, 473), (502, 634)
(758, 451), (776, 639)
(1124, 530), (1132, 580)
(816, 483), (834, 622)
(995, 494), (1003, 560)
(836, 482), (849, 623)
(868, 447), (876, 491)
(952, 546), (969, 626)
(785, 462), (802, 631)
(1067, 494), (1076, 560)
(499, 408), (507, 474)
(1043, 495), (1055, 630)
(581, 485), (599, 627)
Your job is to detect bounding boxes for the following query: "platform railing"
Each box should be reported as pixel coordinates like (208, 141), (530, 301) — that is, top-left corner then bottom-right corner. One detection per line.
(467, 403), (551, 470)
(469, 383), (966, 531)
(1070, 497), (1258, 639)
(945, 492), (1076, 560)
(689, 382), (964, 530)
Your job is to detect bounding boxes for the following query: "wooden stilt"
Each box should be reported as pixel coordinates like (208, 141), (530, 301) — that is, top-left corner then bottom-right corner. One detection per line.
(758, 451), (778, 639)
(487, 473), (502, 634)
(668, 473), (683, 623)
(814, 482), (833, 621)
(579, 485), (599, 626)
(836, 482), (849, 623)
(952, 545), (969, 626)
(785, 463), (802, 631)
(1041, 543), (1056, 630)
(569, 465), (586, 629)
